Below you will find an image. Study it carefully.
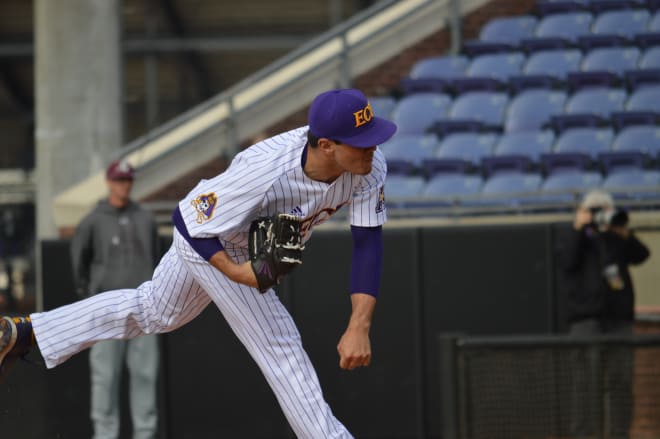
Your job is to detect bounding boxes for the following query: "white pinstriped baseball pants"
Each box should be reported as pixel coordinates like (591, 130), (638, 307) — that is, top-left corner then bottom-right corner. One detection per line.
(31, 229), (353, 439)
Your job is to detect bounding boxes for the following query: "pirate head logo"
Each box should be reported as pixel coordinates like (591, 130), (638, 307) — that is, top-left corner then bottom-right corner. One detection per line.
(191, 192), (218, 224)
(375, 185), (385, 214)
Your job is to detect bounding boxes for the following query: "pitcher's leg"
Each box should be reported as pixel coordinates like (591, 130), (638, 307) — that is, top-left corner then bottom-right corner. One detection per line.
(31, 244), (211, 368)
(127, 335), (159, 439)
(90, 340), (125, 439)
(174, 232), (353, 439)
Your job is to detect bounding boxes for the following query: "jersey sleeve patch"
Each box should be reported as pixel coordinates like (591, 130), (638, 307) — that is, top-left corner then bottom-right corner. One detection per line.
(191, 192), (219, 223)
(375, 185), (385, 214)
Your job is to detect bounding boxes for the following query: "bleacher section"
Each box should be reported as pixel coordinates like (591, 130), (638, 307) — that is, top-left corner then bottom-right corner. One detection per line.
(378, 0), (660, 215)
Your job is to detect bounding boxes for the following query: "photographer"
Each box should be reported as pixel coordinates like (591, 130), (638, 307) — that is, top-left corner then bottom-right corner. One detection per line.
(563, 189), (650, 334)
(560, 189), (650, 438)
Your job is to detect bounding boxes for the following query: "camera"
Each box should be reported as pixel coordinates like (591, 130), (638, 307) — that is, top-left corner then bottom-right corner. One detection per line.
(589, 207), (629, 230)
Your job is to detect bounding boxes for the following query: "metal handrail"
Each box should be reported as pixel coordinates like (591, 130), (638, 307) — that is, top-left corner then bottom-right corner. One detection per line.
(116, 0), (402, 160)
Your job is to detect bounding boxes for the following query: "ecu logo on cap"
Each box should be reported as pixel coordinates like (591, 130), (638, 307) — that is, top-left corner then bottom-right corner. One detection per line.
(353, 102), (374, 128)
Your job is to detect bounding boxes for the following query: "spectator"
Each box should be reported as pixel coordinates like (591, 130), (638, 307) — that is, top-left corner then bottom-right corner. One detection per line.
(71, 160), (160, 439)
(560, 189), (650, 438)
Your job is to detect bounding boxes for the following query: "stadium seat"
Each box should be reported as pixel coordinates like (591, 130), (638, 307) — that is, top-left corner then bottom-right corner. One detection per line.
(481, 155), (533, 177)
(626, 84), (660, 112)
(639, 46), (660, 69)
(432, 132), (499, 166)
(478, 15), (538, 45)
(625, 48), (660, 88)
(649, 9), (660, 31)
(422, 174), (484, 202)
(390, 93), (452, 135)
(611, 125), (660, 156)
(539, 170), (603, 204)
(447, 91), (509, 129)
(384, 175), (427, 200)
(453, 52), (526, 93)
(408, 55), (470, 80)
(568, 47), (641, 89)
(602, 169), (660, 200)
(535, 0), (590, 17)
(533, 12), (594, 43)
(599, 150), (647, 173)
(541, 152), (592, 174)
(589, 0), (648, 13)
(466, 52), (527, 79)
(542, 170), (603, 193)
(510, 49), (583, 91)
(494, 130), (556, 162)
(553, 127), (615, 159)
(591, 9), (651, 39)
(505, 89), (568, 132)
(580, 47), (642, 77)
(523, 49), (583, 82)
(369, 96), (397, 119)
(479, 172), (544, 206)
(378, 134), (439, 174)
(565, 87), (627, 119)
(400, 56), (469, 94)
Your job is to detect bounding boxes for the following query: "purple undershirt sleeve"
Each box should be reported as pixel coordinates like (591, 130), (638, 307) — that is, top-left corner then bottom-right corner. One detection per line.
(350, 225), (383, 298)
(172, 206), (224, 261)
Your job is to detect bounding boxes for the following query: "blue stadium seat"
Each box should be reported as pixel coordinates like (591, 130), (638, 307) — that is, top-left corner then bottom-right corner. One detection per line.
(479, 172), (544, 206)
(602, 169), (660, 200)
(553, 127), (615, 159)
(422, 174), (484, 201)
(591, 9), (651, 39)
(523, 49), (583, 81)
(649, 9), (660, 31)
(378, 134), (439, 174)
(400, 56), (470, 94)
(534, 12), (594, 43)
(539, 170), (603, 204)
(565, 87), (627, 119)
(640, 47), (660, 69)
(542, 170), (603, 193)
(589, 0), (648, 13)
(626, 85), (660, 112)
(390, 93), (452, 135)
(505, 89), (568, 132)
(580, 47), (641, 77)
(384, 175), (427, 200)
(625, 47), (660, 89)
(494, 130), (556, 162)
(479, 15), (539, 45)
(568, 47), (641, 89)
(433, 132), (499, 165)
(611, 125), (660, 156)
(369, 96), (397, 120)
(535, 0), (590, 17)
(448, 91), (509, 128)
(510, 49), (583, 91)
(408, 55), (470, 80)
(453, 53), (526, 93)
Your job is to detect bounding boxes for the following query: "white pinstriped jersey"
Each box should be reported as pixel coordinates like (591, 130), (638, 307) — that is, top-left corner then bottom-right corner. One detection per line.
(179, 126), (387, 258)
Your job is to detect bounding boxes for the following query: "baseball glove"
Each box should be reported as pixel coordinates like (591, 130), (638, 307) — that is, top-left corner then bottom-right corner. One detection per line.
(249, 213), (304, 293)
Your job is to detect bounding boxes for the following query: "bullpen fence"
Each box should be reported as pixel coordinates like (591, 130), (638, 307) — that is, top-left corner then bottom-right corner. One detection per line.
(438, 334), (660, 439)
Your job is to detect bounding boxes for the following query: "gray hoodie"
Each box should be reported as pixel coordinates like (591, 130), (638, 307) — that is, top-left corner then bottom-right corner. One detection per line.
(71, 199), (159, 297)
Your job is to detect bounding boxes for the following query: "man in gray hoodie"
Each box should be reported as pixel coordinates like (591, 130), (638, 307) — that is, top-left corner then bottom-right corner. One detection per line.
(70, 160), (160, 439)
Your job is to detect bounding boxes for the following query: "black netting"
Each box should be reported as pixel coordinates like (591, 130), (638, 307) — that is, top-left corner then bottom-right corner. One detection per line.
(456, 345), (660, 439)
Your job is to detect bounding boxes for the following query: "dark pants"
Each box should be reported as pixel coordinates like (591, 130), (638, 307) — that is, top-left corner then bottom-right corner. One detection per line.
(568, 319), (633, 439)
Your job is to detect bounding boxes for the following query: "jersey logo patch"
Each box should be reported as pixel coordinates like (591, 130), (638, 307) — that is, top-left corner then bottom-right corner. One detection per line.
(375, 186), (385, 214)
(191, 193), (218, 223)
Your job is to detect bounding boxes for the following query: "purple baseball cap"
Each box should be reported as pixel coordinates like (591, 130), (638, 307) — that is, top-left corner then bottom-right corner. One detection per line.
(308, 89), (397, 148)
